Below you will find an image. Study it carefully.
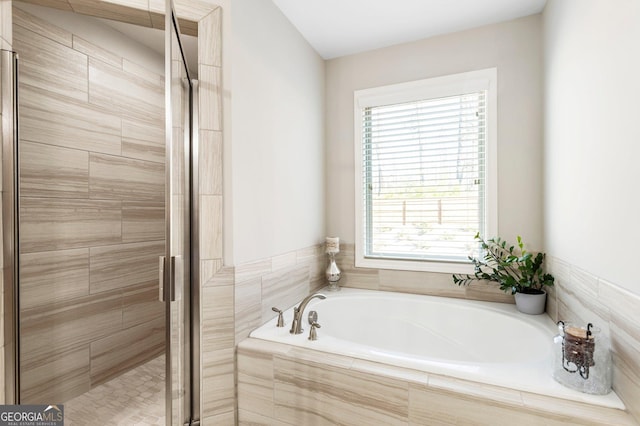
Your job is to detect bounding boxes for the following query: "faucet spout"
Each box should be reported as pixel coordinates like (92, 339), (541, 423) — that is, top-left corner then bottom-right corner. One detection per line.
(289, 293), (326, 334)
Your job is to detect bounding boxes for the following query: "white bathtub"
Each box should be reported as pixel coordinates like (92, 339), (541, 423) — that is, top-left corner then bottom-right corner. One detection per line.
(249, 287), (625, 410)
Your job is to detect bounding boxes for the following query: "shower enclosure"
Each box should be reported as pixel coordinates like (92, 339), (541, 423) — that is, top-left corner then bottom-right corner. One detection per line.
(1, 0), (201, 423)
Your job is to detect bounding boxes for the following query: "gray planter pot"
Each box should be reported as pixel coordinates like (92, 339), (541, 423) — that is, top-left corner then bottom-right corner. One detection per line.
(514, 291), (547, 315)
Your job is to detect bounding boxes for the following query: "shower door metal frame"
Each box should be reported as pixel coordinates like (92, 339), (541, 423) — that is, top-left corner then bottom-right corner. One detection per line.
(164, 3), (200, 424)
(2, 6), (203, 418)
(1, 49), (20, 405)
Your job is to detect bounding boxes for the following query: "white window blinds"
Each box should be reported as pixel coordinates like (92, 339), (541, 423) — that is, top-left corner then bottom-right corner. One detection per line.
(361, 91), (487, 263)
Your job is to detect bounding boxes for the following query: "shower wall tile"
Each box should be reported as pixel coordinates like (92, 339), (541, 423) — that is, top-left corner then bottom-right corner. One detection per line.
(198, 64), (221, 131)
(198, 7), (221, 67)
(88, 58), (163, 125)
(1, 0), (12, 50)
(202, 263), (232, 287)
(67, 0), (152, 28)
(20, 289), (123, 362)
(20, 198), (122, 253)
(13, 23), (87, 101)
(15, 9), (167, 404)
(122, 201), (164, 242)
(20, 248), (89, 308)
(199, 130), (222, 195)
(195, 13), (225, 420)
(122, 120), (165, 164)
(20, 345), (91, 404)
(90, 316), (164, 385)
(20, 141), (89, 198)
(89, 241), (164, 294)
(165, 0), (214, 27)
(202, 284), (234, 350)
(89, 153), (164, 202)
(21, 0), (72, 12)
(200, 259), (223, 288)
(199, 195), (222, 259)
(19, 84), (121, 156)
(72, 35), (121, 68)
(12, 6), (70, 47)
(122, 58), (163, 85)
(122, 283), (164, 328)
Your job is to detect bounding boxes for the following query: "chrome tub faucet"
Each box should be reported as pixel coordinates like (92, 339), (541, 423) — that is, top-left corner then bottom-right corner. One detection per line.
(290, 293), (326, 334)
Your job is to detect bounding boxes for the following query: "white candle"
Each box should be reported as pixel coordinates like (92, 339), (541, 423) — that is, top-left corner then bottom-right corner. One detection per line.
(325, 237), (340, 254)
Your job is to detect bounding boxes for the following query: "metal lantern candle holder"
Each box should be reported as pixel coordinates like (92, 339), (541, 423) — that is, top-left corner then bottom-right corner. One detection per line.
(553, 321), (612, 395)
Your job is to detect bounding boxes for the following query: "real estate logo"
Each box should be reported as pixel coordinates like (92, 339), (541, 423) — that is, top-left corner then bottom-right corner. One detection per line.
(0, 405), (64, 426)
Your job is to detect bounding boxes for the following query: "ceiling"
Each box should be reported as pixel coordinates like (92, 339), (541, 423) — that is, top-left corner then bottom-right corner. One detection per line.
(271, 0), (547, 59)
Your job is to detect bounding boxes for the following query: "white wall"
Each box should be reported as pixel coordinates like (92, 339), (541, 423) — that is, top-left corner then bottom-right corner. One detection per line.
(543, 0), (640, 295)
(229, 0), (325, 264)
(326, 15), (544, 251)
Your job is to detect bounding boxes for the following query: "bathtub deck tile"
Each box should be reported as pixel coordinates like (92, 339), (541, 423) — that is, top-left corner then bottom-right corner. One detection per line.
(409, 383), (562, 426)
(521, 391), (637, 425)
(284, 347), (354, 370)
(273, 356), (409, 426)
(351, 359), (429, 385)
(238, 409), (291, 426)
(237, 348), (275, 420)
(426, 374), (524, 407)
(201, 348), (235, 418)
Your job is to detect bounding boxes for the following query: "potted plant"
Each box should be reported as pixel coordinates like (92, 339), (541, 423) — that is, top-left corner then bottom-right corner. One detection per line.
(453, 233), (555, 314)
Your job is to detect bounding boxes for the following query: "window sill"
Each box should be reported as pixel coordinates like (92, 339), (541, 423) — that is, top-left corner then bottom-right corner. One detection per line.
(355, 255), (475, 274)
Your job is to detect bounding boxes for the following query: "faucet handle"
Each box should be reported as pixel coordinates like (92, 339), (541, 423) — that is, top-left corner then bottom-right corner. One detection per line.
(308, 310), (318, 325)
(271, 307), (285, 327)
(308, 322), (321, 341)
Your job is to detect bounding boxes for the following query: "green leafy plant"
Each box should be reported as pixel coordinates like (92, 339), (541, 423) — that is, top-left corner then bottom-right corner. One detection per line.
(453, 233), (554, 294)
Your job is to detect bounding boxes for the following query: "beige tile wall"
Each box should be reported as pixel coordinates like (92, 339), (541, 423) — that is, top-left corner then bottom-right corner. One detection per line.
(195, 6), (231, 424)
(546, 256), (640, 424)
(14, 7), (165, 403)
(0, 0), (225, 416)
(236, 250), (640, 426)
(233, 244), (325, 345)
(238, 338), (637, 426)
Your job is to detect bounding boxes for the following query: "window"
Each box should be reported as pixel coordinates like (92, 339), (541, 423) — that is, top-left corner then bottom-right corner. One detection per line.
(354, 69), (497, 273)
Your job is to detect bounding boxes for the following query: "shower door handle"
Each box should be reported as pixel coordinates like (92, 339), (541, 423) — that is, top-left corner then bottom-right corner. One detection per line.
(159, 255), (178, 302)
(159, 256), (167, 301)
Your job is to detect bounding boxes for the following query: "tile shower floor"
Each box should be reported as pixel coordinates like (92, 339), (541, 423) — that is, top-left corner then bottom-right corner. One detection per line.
(64, 355), (165, 425)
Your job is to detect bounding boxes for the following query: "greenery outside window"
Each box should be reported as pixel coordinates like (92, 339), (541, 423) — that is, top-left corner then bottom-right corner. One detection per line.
(354, 69), (497, 273)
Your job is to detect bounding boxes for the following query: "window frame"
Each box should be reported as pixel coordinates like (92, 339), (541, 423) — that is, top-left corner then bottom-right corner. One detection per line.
(353, 68), (498, 274)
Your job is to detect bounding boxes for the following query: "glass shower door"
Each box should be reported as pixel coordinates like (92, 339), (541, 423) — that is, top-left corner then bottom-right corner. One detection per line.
(164, 2), (195, 424)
